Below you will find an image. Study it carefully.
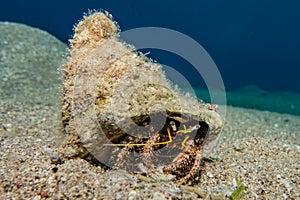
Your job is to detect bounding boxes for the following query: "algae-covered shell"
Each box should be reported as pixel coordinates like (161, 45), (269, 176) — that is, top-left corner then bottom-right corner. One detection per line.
(59, 11), (222, 170)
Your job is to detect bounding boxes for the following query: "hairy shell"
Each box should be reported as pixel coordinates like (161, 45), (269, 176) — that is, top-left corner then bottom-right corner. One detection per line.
(58, 11), (223, 177)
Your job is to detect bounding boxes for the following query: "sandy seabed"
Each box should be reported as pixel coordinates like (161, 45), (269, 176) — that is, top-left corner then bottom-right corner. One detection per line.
(0, 21), (299, 200)
(0, 100), (299, 200)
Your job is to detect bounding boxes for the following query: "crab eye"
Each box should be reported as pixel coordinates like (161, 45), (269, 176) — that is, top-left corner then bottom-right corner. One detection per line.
(192, 124), (201, 131)
(169, 121), (177, 131)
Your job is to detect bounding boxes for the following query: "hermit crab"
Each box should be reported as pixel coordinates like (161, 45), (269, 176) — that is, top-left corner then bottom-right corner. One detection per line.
(59, 11), (223, 184)
(102, 110), (212, 184)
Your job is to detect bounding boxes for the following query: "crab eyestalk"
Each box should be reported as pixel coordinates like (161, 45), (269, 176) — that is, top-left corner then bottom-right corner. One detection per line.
(59, 10), (223, 184)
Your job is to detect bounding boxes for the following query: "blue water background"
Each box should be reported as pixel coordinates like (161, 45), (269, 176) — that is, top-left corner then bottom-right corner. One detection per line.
(1, 0), (300, 116)
(1, 0), (299, 92)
